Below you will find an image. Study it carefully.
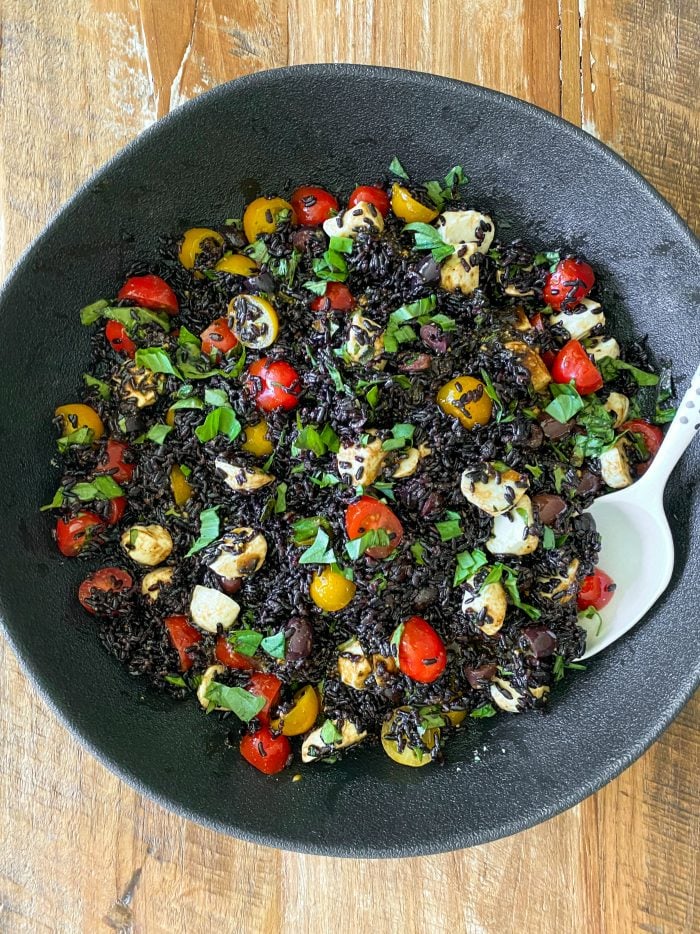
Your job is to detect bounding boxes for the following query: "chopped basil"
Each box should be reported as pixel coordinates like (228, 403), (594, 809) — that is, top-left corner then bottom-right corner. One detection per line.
(389, 156), (409, 179)
(483, 564), (541, 620)
(228, 629), (263, 656)
(366, 384), (380, 409)
(195, 405), (242, 443)
(325, 361), (347, 393)
(57, 426), (94, 453)
(204, 387), (229, 407)
(383, 295), (455, 353)
(453, 548), (488, 586)
(542, 526), (556, 550)
(177, 326), (201, 347)
(80, 301), (171, 333)
(146, 423), (173, 445)
(423, 165), (468, 209)
(68, 475), (124, 502)
(135, 347), (181, 377)
(83, 373), (111, 400)
(381, 422), (415, 451)
(273, 482), (288, 514)
(179, 464), (192, 478)
(293, 419), (339, 457)
(298, 527), (336, 564)
(319, 719), (343, 745)
(598, 356), (659, 387)
(470, 703), (497, 719)
(524, 463), (543, 479)
(480, 368), (503, 411)
(553, 465), (567, 494)
(308, 472), (341, 489)
(164, 675), (187, 688)
(39, 488), (65, 511)
(291, 516), (331, 546)
(435, 510), (463, 542)
(303, 279), (329, 296)
(533, 250), (561, 271)
(572, 399), (615, 458)
(168, 396), (205, 412)
(552, 655), (586, 682)
(371, 480), (396, 501)
(403, 222), (455, 263)
(185, 506), (220, 557)
(313, 246), (349, 282)
(260, 631), (286, 660)
(410, 540), (427, 566)
(389, 622), (405, 657)
(204, 682), (266, 722)
(345, 528), (391, 560)
(545, 381), (584, 423)
(328, 235), (353, 255)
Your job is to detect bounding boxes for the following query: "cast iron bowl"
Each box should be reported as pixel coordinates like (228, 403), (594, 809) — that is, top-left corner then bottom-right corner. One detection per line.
(0, 65), (698, 857)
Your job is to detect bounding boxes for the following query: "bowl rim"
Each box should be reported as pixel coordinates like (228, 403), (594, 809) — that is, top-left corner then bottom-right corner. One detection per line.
(1, 63), (698, 858)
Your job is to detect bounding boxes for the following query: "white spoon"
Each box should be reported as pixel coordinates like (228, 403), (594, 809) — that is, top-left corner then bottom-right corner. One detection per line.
(580, 361), (700, 659)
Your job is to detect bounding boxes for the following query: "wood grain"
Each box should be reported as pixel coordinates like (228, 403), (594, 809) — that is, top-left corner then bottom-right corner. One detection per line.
(0, 1), (698, 932)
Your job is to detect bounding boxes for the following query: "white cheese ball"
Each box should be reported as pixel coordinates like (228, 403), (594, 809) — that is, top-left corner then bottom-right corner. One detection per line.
(207, 528), (268, 579)
(599, 438), (634, 489)
(322, 201), (384, 239)
(550, 297), (605, 341)
(215, 459), (275, 493)
(486, 495), (539, 556)
(461, 463), (529, 517)
(189, 585), (241, 633)
(336, 434), (386, 487)
(462, 580), (508, 636)
(121, 524), (173, 566)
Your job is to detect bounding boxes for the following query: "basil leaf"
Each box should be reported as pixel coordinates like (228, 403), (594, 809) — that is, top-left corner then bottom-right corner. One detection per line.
(83, 373), (111, 399)
(146, 423), (172, 445)
(185, 506), (220, 557)
(228, 629), (263, 657)
(404, 222), (455, 263)
(598, 356), (659, 386)
(545, 382), (584, 423)
(260, 631), (286, 660)
(168, 397), (205, 412)
(542, 526), (556, 550)
(453, 548), (488, 586)
(345, 529), (391, 560)
(79, 299), (109, 325)
(80, 301), (170, 333)
(298, 527), (336, 564)
(319, 719), (343, 745)
(204, 387), (229, 407)
(274, 482), (287, 514)
(40, 488), (65, 511)
(389, 156), (409, 179)
(69, 475), (124, 501)
(435, 511), (463, 542)
(470, 703), (497, 719)
(195, 406), (242, 443)
(303, 279), (329, 295)
(57, 426), (94, 453)
(205, 682), (266, 722)
(165, 675), (187, 688)
(410, 540), (427, 566)
(328, 236), (353, 255)
(292, 516), (330, 545)
(135, 347), (182, 378)
(178, 326), (201, 347)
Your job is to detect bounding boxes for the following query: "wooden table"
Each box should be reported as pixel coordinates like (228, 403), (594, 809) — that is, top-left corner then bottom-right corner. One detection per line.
(1, 2), (698, 931)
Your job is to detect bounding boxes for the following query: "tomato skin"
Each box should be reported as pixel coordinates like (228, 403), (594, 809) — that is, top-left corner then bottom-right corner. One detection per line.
(622, 419), (663, 475)
(529, 312), (545, 331)
(397, 616), (447, 684)
(551, 339), (603, 395)
(96, 439), (134, 485)
(117, 274), (179, 315)
(56, 512), (104, 557)
(240, 727), (291, 775)
(310, 281), (355, 313)
(78, 567), (133, 615)
(577, 569), (616, 611)
(215, 636), (258, 670)
(345, 496), (404, 559)
(246, 672), (283, 725)
(246, 357), (302, 413)
(543, 257), (595, 311)
(290, 186), (339, 226)
(105, 496), (127, 526)
(165, 615), (202, 672)
(201, 317), (238, 356)
(105, 320), (136, 358)
(542, 349), (557, 370)
(348, 185), (391, 217)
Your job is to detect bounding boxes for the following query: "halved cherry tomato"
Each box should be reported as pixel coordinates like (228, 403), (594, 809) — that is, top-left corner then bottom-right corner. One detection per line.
(215, 635), (258, 670)
(105, 320), (136, 358)
(345, 496), (404, 560)
(577, 569), (616, 611)
(543, 257), (595, 311)
(165, 615), (202, 672)
(55, 512), (104, 557)
(246, 672), (283, 725)
(78, 567), (133, 615)
(290, 185), (339, 226)
(240, 727), (291, 775)
(105, 496), (127, 526)
(200, 317), (238, 357)
(397, 615), (447, 684)
(246, 357), (302, 413)
(310, 281), (355, 313)
(622, 419), (663, 475)
(551, 339), (603, 395)
(117, 274), (179, 315)
(542, 349), (557, 370)
(96, 439), (134, 484)
(348, 185), (391, 218)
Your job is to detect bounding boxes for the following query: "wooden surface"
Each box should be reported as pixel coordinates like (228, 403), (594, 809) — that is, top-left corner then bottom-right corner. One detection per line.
(0, 1), (698, 932)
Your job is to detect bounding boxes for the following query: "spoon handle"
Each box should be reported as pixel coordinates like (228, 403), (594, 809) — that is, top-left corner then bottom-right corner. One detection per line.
(640, 361), (700, 489)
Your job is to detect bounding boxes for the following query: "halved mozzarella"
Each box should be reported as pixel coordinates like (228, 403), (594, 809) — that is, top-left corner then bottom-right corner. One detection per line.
(197, 664), (226, 709)
(490, 678), (523, 714)
(392, 444), (431, 479)
(322, 201), (384, 239)
(588, 337), (620, 361)
(141, 566), (174, 602)
(121, 524), (173, 566)
(604, 391), (630, 428)
(486, 495), (539, 556)
(462, 580), (508, 636)
(438, 210), (495, 252)
(301, 718), (367, 763)
(189, 585), (240, 632)
(538, 558), (580, 603)
(345, 312), (385, 366)
(504, 340), (552, 392)
(461, 463), (529, 517)
(337, 433), (386, 486)
(215, 460), (274, 493)
(337, 638), (373, 690)
(550, 298), (605, 341)
(599, 438), (634, 489)
(207, 528), (267, 579)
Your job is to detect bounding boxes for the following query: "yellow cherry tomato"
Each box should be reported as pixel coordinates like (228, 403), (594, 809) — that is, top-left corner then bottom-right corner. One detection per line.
(54, 403), (104, 440)
(227, 294), (279, 349)
(178, 227), (224, 271)
(165, 407), (176, 427)
(310, 566), (356, 612)
(271, 685), (320, 736)
(169, 465), (193, 506)
(241, 420), (274, 457)
(436, 376), (493, 429)
(381, 707), (439, 768)
(390, 184), (439, 224)
(243, 196), (296, 243)
(215, 253), (259, 277)
(445, 709), (467, 727)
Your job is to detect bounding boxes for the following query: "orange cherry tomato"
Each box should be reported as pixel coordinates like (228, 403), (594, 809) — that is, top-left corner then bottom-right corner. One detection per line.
(201, 317), (238, 357)
(397, 616), (447, 684)
(290, 185), (339, 226)
(105, 320), (136, 358)
(165, 615), (202, 672)
(348, 185), (390, 217)
(117, 274), (179, 315)
(577, 569), (616, 611)
(240, 727), (291, 775)
(55, 512), (104, 557)
(345, 496), (404, 560)
(78, 567), (133, 615)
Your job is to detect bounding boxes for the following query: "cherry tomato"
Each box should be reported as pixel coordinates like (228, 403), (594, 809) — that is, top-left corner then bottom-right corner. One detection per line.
(246, 672), (283, 725)
(246, 357), (302, 413)
(165, 615), (202, 672)
(240, 727), (291, 775)
(551, 340), (603, 395)
(622, 419), (663, 475)
(348, 185), (391, 218)
(345, 496), (404, 560)
(397, 615), (447, 684)
(201, 317), (238, 357)
(105, 320), (136, 358)
(543, 257), (595, 311)
(96, 439), (134, 484)
(577, 569), (616, 611)
(290, 185), (339, 226)
(105, 496), (127, 526)
(215, 635), (258, 670)
(117, 274), (179, 315)
(78, 567), (133, 615)
(529, 312), (545, 331)
(55, 512), (104, 557)
(542, 349), (557, 370)
(310, 281), (355, 313)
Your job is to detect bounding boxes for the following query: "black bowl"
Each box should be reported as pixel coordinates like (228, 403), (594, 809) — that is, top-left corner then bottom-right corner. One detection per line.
(0, 65), (698, 857)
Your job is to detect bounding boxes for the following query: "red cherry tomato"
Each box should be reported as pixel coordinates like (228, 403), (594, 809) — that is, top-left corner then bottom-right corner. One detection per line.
(551, 339), (603, 395)
(543, 257), (595, 311)
(117, 274), (179, 315)
(240, 727), (291, 775)
(78, 567), (133, 615)
(246, 672), (283, 725)
(165, 615), (202, 672)
(622, 419), (663, 475)
(55, 512), (104, 557)
(105, 496), (127, 526)
(348, 185), (391, 218)
(345, 496), (404, 560)
(529, 312), (545, 331)
(310, 281), (355, 313)
(246, 357), (302, 413)
(215, 635), (258, 670)
(397, 615), (447, 684)
(542, 349), (557, 370)
(201, 317), (238, 357)
(577, 569), (616, 611)
(105, 320), (136, 358)
(96, 439), (134, 484)
(290, 185), (339, 226)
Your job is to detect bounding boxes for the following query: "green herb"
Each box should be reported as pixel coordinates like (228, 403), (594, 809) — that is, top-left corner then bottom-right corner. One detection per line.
(435, 510), (463, 542)
(39, 488), (65, 511)
(228, 629), (263, 656)
(572, 399), (616, 458)
(371, 480), (396, 501)
(274, 482), (287, 514)
(135, 347), (181, 377)
(418, 706), (446, 732)
(366, 384), (380, 409)
(325, 361), (347, 393)
(542, 526), (556, 550)
(480, 368), (503, 412)
(383, 295), (454, 353)
(484, 564), (541, 620)
(185, 506), (220, 557)
(245, 239), (271, 265)
(552, 655), (587, 682)
(165, 675), (187, 688)
(298, 527), (336, 564)
(179, 464), (192, 478)
(389, 156), (409, 179)
(303, 279), (329, 296)
(261, 631), (286, 660)
(57, 426), (95, 453)
(598, 356), (659, 387)
(533, 250), (561, 271)
(80, 300), (171, 333)
(345, 529), (391, 560)
(319, 719), (343, 745)
(393, 374), (412, 390)
(313, 245), (349, 283)
(292, 516), (331, 546)
(381, 422), (415, 451)
(83, 373), (111, 400)
(390, 622), (405, 657)
(204, 387), (229, 407)
(424, 165), (468, 209)
(403, 222), (455, 263)
(204, 682), (266, 721)
(553, 465), (567, 494)
(410, 541), (427, 566)
(579, 605), (604, 637)
(524, 464), (543, 479)
(453, 548), (488, 586)
(168, 396), (205, 413)
(195, 405), (242, 443)
(328, 235), (353, 255)
(652, 364), (676, 424)
(308, 472), (341, 489)
(545, 381), (584, 423)
(146, 423), (173, 445)
(470, 703), (497, 719)
(293, 420), (340, 457)
(66, 475), (124, 503)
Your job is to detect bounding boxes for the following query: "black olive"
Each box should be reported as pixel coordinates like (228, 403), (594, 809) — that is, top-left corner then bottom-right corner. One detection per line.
(285, 616), (313, 661)
(417, 255), (440, 283)
(521, 627), (557, 658)
(245, 271), (276, 294)
(464, 663), (497, 689)
(532, 493), (567, 526)
(420, 323), (449, 354)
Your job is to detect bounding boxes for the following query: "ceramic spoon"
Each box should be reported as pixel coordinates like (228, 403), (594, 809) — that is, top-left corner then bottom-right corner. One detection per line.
(580, 361), (700, 659)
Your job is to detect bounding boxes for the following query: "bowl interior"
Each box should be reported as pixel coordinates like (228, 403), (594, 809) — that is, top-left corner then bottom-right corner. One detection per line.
(0, 65), (698, 856)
